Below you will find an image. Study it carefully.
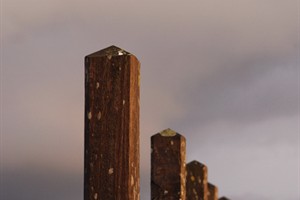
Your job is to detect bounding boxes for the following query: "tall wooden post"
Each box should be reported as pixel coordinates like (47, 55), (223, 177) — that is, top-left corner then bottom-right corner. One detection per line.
(207, 183), (218, 200)
(186, 161), (208, 200)
(84, 46), (140, 200)
(151, 128), (186, 200)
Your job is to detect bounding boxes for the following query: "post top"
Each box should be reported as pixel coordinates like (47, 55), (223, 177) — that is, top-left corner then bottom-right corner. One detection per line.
(86, 45), (132, 58)
(208, 182), (218, 189)
(187, 160), (207, 168)
(219, 197), (230, 200)
(151, 128), (186, 140)
(159, 128), (177, 137)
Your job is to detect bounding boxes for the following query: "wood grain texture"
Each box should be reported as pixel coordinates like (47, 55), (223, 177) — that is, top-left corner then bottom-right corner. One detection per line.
(151, 129), (186, 200)
(84, 46), (140, 200)
(207, 183), (218, 200)
(186, 161), (208, 200)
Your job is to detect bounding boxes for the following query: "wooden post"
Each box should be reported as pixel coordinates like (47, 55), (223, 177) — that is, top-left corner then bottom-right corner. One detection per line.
(186, 161), (208, 200)
(84, 46), (140, 200)
(219, 197), (230, 200)
(207, 183), (218, 200)
(151, 128), (186, 200)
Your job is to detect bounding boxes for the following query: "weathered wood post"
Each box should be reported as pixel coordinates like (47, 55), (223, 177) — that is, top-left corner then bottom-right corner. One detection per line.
(186, 161), (208, 200)
(84, 46), (140, 200)
(207, 183), (218, 200)
(151, 128), (186, 200)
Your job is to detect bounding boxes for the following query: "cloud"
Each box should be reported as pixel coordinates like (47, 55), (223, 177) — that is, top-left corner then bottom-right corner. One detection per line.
(1, 166), (82, 200)
(169, 62), (297, 130)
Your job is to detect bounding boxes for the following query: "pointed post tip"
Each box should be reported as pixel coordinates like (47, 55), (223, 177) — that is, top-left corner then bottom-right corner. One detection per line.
(159, 128), (177, 137)
(219, 197), (230, 200)
(151, 128), (186, 140)
(187, 160), (207, 168)
(86, 45), (133, 58)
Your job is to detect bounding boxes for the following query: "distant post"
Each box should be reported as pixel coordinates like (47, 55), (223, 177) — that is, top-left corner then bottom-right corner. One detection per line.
(186, 161), (208, 200)
(219, 197), (230, 200)
(84, 46), (140, 200)
(151, 129), (186, 200)
(207, 183), (218, 200)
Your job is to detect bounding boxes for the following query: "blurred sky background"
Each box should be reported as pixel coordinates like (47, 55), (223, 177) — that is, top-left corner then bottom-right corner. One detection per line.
(1, 0), (299, 199)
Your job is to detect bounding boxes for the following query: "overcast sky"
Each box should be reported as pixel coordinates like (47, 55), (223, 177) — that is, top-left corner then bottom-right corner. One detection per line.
(1, 0), (299, 199)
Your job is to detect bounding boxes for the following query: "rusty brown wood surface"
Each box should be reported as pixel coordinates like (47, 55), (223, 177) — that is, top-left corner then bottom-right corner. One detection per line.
(186, 161), (208, 200)
(207, 183), (218, 200)
(151, 129), (186, 200)
(84, 46), (140, 200)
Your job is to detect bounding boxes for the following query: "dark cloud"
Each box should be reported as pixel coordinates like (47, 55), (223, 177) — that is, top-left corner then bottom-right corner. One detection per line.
(230, 193), (298, 200)
(229, 194), (272, 200)
(170, 62), (297, 129)
(1, 167), (82, 200)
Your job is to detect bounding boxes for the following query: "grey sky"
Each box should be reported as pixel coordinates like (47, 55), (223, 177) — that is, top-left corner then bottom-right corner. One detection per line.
(1, 0), (299, 199)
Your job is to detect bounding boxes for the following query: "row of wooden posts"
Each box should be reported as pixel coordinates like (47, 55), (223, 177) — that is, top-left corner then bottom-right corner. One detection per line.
(151, 128), (229, 200)
(84, 46), (230, 200)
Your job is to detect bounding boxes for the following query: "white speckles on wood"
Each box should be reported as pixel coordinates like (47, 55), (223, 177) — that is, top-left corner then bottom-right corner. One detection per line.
(88, 112), (92, 120)
(131, 175), (134, 186)
(97, 112), (101, 120)
(108, 168), (114, 175)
